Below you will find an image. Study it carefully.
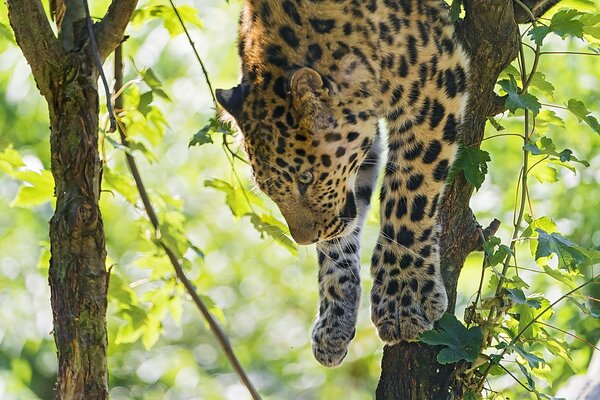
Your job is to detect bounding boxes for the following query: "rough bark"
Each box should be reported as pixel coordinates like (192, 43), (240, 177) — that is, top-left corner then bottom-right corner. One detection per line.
(375, 1), (561, 398)
(47, 50), (109, 400)
(5, 1), (137, 398)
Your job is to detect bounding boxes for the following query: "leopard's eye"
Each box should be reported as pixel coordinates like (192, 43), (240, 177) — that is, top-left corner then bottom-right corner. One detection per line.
(298, 171), (314, 184)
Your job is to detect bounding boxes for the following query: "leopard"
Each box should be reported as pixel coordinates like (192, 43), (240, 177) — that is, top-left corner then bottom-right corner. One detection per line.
(216, 0), (469, 367)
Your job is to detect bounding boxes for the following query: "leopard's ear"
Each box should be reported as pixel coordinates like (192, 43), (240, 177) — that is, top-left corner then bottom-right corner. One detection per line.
(290, 68), (334, 131)
(216, 84), (245, 119)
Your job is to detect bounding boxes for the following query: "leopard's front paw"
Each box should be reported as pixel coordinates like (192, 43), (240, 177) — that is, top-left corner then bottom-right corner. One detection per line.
(311, 317), (356, 367)
(370, 276), (447, 343)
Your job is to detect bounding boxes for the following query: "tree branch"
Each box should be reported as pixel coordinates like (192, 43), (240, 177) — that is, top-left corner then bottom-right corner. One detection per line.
(514, 0), (563, 23)
(5, 0), (63, 98)
(94, 0), (138, 62)
(113, 46), (261, 400)
(488, 95), (508, 117)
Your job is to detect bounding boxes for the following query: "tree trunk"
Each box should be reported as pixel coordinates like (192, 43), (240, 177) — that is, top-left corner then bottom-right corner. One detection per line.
(5, 1), (137, 398)
(47, 52), (109, 399)
(375, 1), (548, 398)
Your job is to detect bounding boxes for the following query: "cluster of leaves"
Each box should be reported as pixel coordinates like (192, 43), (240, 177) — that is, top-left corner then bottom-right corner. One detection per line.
(434, 3), (600, 399)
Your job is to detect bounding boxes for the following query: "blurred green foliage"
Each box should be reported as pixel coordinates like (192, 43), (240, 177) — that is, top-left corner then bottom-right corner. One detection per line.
(0, 1), (599, 399)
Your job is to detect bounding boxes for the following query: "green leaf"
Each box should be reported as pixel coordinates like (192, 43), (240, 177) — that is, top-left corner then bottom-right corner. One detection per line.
(567, 297), (600, 318)
(544, 266), (579, 289)
(506, 288), (542, 309)
(517, 303), (535, 339)
(464, 391), (479, 400)
(550, 9), (585, 38)
(103, 167), (138, 204)
(115, 305), (148, 344)
(531, 163), (558, 183)
(535, 229), (589, 270)
(10, 170), (54, 208)
(529, 26), (550, 46)
(483, 236), (513, 267)
(452, 146), (491, 190)
(536, 110), (565, 134)
(450, 0), (462, 22)
(10, 358), (32, 385)
(566, 98), (600, 135)
(0, 145), (25, 174)
(249, 213), (297, 256)
(513, 345), (545, 369)
(529, 72), (555, 101)
(517, 361), (537, 390)
(140, 68), (171, 101)
(199, 294), (227, 327)
(419, 313), (483, 364)
(525, 137), (589, 169)
(138, 91), (153, 116)
(189, 118), (234, 147)
(498, 76), (541, 115)
(204, 179), (251, 217)
(487, 117), (505, 132)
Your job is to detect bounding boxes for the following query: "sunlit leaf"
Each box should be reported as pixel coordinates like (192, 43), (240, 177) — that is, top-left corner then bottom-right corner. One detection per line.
(529, 72), (555, 101)
(531, 162), (558, 183)
(10, 358), (32, 385)
(566, 98), (600, 135)
(205, 178), (251, 217)
(103, 167), (138, 204)
(513, 345), (545, 369)
(190, 118), (234, 147)
(517, 304), (535, 339)
(249, 213), (297, 256)
(10, 170), (54, 208)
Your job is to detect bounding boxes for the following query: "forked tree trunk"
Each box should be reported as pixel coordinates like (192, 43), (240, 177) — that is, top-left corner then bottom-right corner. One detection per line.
(375, 1), (559, 398)
(6, 1), (137, 398)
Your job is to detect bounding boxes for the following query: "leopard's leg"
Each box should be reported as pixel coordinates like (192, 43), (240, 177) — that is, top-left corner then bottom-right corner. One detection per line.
(312, 128), (381, 367)
(371, 98), (462, 343)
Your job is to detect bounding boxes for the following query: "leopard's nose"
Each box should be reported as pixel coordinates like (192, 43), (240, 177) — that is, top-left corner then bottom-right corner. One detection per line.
(289, 226), (318, 245)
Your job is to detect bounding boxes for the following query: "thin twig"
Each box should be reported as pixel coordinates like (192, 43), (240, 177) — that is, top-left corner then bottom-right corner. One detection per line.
(113, 45), (262, 400)
(498, 364), (535, 393)
(83, 0), (116, 132)
(167, 0), (217, 107)
(536, 321), (600, 352)
(167, 0), (246, 164)
(541, 51), (600, 56)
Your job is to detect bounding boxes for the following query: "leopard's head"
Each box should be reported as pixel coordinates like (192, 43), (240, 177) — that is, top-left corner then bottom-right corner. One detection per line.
(217, 66), (377, 245)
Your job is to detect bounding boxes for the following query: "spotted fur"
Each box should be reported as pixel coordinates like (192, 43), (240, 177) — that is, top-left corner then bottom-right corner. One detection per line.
(217, 0), (469, 367)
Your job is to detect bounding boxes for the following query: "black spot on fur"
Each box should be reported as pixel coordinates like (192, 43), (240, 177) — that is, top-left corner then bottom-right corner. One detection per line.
(309, 18), (336, 33)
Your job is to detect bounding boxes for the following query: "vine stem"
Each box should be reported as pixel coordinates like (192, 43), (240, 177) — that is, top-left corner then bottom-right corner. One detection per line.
(475, 2), (544, 392)
(113, 45), (262, 400)
(494, 42), (532, 298)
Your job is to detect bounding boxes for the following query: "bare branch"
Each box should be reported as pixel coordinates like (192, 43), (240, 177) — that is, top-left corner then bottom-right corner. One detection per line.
(514, 0), (563, 23)
(94, 0), (138, 62)
(5, 0), (63, 98)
